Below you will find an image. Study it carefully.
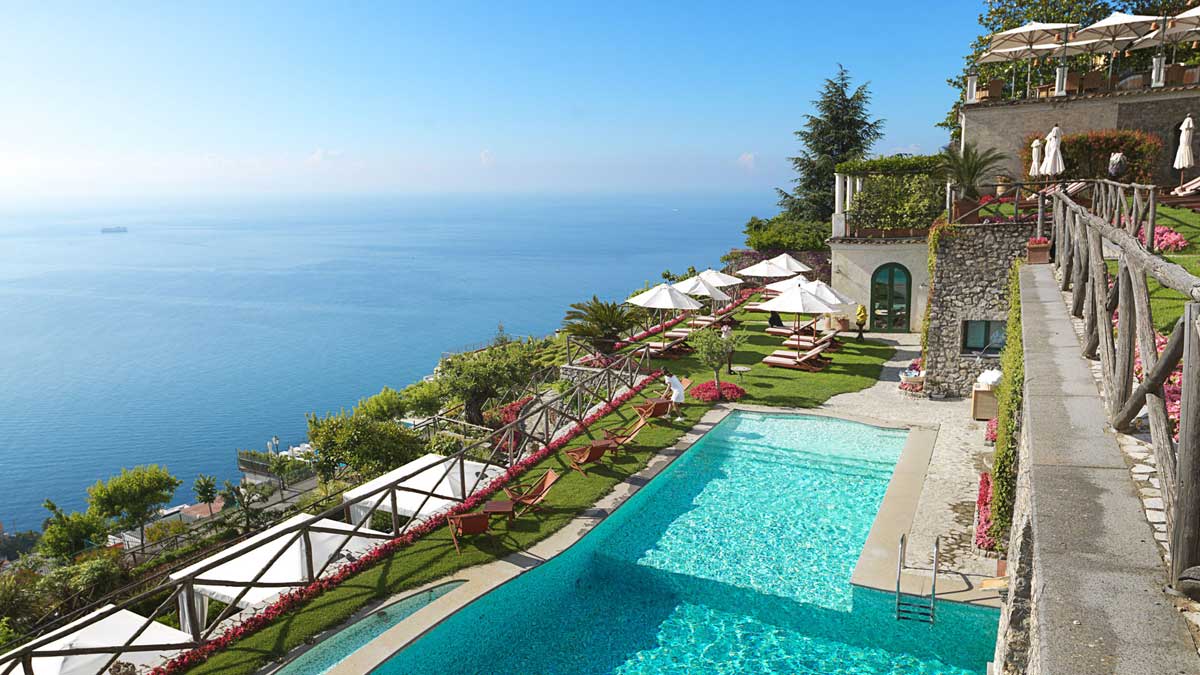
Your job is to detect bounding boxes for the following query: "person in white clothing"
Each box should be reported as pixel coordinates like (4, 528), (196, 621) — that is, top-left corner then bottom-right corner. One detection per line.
(662, 370), (686, 421)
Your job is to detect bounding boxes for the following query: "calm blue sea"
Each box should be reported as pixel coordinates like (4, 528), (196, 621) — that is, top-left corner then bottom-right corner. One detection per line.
(0, 193), (772, 530)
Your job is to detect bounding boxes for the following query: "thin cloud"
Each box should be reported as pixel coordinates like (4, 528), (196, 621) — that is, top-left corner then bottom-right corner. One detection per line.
(305, 148), (343, 166)
(736, 152), (756, 171)
(479, 149), (495, 168)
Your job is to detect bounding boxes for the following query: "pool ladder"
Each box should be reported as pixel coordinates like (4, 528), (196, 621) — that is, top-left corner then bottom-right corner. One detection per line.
(894, 534), (939, 624)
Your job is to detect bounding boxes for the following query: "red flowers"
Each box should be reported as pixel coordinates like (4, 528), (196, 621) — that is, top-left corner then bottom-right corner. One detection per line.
(610, 293), (752, 352)
(985, 418), (998, 443)
(483, 396), (534, 428)
(975, 472), (996, 550)
(689, 380), (747, 402)
(151, 370), (665, 675)
(1028, 236), (1049, 245)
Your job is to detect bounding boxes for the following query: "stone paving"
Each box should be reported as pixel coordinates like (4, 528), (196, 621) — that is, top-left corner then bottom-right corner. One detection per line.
(823, 333), (998, 578)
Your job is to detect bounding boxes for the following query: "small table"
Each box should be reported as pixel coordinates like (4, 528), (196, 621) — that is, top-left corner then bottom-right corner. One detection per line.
(483, 500), (515, 525)
(730, 366), (752, 380)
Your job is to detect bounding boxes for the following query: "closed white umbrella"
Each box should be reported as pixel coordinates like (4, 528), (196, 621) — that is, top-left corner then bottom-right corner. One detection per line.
(737, 259), (793, 278)
(765, 274), (810, 294)
(1176, 114), (1195, 186)
(802, 280), (856, 312)
(767, 252), (813, 274)
(627, 283), (703, 311)
(1039, 125), (1065, 177)
(697, 268), (742, 288)
(1029, 138), (1044, 177)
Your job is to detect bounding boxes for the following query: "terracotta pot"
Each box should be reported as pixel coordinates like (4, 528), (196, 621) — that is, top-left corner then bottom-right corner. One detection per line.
(1027, 242), (1051, 264)
(954, 198), (981, 224)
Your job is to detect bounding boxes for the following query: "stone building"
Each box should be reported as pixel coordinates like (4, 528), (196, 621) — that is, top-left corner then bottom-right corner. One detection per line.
(960, 85), (1200, 185)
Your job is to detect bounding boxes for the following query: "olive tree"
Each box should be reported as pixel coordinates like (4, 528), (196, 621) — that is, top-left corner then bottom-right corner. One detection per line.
(86, 465), (182, 544)
(689, 328), (747, 401)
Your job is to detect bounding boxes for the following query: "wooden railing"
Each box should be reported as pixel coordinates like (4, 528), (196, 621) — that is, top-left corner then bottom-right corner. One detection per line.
(0, 350), (654, 675)
(1049, 180), (1200, 594)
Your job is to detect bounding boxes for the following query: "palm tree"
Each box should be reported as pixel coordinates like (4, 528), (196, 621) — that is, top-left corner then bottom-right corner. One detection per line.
(562, 296), (639, 354)
(940, 142), (1009, 200)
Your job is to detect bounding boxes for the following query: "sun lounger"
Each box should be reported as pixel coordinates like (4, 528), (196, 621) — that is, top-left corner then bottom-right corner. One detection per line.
(765, 317), (818, 337)
(761, 344), (831, 372)
(565, 444), (608, 476)
(502, 469), (560, 516)
(447, 512), (490, 554)
(782, 329), (840, 351)
(1172, 175), (1200, 197)
(663, 328), (693, 339)
(603, 414), (653, 452)
(643, 336), (692, 358)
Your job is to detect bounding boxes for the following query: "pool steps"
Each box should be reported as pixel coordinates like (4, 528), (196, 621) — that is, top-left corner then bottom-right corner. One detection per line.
(894, 533), (939, 624)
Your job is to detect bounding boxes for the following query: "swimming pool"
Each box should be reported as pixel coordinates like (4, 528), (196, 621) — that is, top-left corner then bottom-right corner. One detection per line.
(277, 581), (463, 675)
(379, 411), (999, 674)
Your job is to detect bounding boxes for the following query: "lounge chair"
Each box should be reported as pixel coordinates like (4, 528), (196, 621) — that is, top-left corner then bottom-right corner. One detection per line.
(761, 344), (831, 372)
(602, 414), (652, 453)
(634, 398), (673, 419)
(565, 443), (608, 476)
(447, 512), (490, 554)
(503, 469), (560, 516)
(782, 329), (840, 352)
(1172, 175), (1200, 197)
(644, 336), (692, 358)
(765, 316), (819, 337)
(663, 328), (693, 339)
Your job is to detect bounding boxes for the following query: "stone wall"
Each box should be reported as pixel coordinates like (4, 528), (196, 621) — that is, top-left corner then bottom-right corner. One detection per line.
(924, 223), (1034, 397)
(993, 417), (1036, 674)
(961, 87), (1200, 185)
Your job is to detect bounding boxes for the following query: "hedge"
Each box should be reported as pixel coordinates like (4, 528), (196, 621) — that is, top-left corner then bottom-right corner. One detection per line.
(1018, 129), (1163, 184)
(989, 260), (1025, 542)
(835, 154), (942, 176)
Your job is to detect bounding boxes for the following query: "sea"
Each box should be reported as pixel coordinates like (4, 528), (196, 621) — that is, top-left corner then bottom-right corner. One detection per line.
(0, 193), (773, 531)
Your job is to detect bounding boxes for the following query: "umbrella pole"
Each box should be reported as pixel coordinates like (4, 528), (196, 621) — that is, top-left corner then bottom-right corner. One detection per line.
(1026, 60), (1032, 98)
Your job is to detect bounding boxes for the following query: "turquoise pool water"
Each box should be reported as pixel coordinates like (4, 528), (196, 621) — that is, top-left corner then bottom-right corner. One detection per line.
(379, 412), (999, 674)
(278, 581), (463, 675)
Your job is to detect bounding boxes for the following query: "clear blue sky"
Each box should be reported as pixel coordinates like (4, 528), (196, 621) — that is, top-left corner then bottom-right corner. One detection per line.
(0, 1), (982, 200)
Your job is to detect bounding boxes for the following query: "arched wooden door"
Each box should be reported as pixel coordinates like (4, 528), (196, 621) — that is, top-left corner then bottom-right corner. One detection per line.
(870, 263), (911, 332)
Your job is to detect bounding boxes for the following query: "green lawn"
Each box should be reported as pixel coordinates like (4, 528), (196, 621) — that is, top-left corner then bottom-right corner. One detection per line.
(185, 309), (891, 675)
(1101, 205), (1200, 332)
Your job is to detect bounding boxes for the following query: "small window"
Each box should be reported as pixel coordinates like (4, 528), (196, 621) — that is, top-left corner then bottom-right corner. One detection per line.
(962, 320), (1006, 356)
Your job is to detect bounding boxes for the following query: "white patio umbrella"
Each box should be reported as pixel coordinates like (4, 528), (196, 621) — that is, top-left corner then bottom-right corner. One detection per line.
(767, 252), (813, 274)
(1174, 6), (1200, 31)
(755, 286), (841, 333)
(1039, 125), (1065, 177)
(802, 280), (856, 313)
(672, 275), (730, 314)
(627, 282), (703, 331)
(765, 274), (810, 294)
(989, 21), (1078, 51)
(979, 43), (1059, 98)
(1029, 138), (1044, 177)
(737, 259), (793, 278)
(1176, 114), (1195, 186)
(1074, 12), (1159, 43)
(697, 268), (742, 288)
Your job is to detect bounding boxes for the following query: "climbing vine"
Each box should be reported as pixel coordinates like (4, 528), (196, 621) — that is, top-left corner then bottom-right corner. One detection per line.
(989, 260), (1025, 542)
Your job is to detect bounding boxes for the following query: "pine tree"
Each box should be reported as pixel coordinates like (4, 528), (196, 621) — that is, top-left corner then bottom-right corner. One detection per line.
(777, 65), (883, 221)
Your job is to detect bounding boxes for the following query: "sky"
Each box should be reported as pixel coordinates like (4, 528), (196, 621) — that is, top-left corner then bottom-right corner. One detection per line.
(0, 1), (983, 201)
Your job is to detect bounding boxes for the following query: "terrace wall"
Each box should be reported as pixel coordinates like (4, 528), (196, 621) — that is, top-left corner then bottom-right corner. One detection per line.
(961, 87), (1200, 185)
(924, 223), (1034, 397)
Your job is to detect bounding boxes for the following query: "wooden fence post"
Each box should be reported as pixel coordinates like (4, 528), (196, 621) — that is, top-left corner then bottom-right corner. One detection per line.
(1172, 303), (1200, 593)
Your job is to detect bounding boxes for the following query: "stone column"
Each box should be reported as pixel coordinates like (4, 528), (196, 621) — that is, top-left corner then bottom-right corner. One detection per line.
(966, 73), (978, 104)
(1053, 64), (1068, 96)
(1153, 54), (1166, 88)
(832, 173), (846, 237)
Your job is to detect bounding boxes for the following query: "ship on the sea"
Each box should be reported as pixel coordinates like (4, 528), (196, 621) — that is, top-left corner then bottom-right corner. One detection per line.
(100, 226), (128, 234)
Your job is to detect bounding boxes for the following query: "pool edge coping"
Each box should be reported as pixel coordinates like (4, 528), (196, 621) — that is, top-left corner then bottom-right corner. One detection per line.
(328, 404), (997, 675)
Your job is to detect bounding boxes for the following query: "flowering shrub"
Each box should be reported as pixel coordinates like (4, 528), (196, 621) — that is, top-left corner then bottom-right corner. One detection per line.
(899, 381), (924, 393)
(690, 380), (747, 402)
(1138, 225), (1189, 253)
(1028, 236), (1049, 246)
(1130, 329), (1183, 441)
(1020, 129), (1164, 183)
(975, 472), (996, 550)
(907, 357), (923, 372)
(482, 396), (533, 428)
(978, 194), (1013, 205)
(985, 418), (998, 443)
(151, 370), (665, 674)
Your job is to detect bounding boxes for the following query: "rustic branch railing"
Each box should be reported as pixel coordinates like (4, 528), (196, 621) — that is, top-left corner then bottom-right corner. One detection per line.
(0, 349), (652, 675)
(1049, 179), (1200, 596)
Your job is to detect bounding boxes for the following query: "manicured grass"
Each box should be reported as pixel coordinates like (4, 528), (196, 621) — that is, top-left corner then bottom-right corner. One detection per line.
(1098, 205), (1200, 332)
(187, 311), (892, 675)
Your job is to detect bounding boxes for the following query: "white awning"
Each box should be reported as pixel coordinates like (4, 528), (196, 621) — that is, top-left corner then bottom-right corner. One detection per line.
(342, 454), (504, 526)
(1, 606), (192, 675)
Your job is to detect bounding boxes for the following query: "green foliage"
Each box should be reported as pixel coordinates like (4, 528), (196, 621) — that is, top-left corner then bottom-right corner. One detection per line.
(220, 480), (275, 534)
(38, 500), (109, 561)
(193, 474), (218, 515)
(0, 569), (41, 633)
(127, 528), (238, 578)
(353, 387), (407, 422)
(434, 333), (544, 425)
(688, 328), (747, 395)
(294, 480), (352, 516)
(87, 465), (182, 543)
(990, 261), (1025, 541)
(144, 518), (189, 543)
(307, 413), (425, 481)
(660, 266), (698, 284)
(426, 432), (465, 456)
(835, 154), (942, 175)
(37, 552), (126, 607)
(562, 296), (641, 354)
(743, 215), (831, 251)
(1018, 129), (1163, 183)
(0, 530), (39, 562)
(778, 65), (884, 221)
(847, 174), (945, 230)
(0, 617), (16, 649)
(940, 142), (1009, 200)
(397, 379), (447, 417)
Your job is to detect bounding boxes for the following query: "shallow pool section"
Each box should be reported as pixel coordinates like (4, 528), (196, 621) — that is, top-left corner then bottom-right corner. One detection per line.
(278, 581), (463, 675)
(380, 412), (999, 675)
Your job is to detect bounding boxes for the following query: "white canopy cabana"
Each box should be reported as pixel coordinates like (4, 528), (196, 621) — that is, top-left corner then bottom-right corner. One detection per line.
(697, 268), (742, 288)
(764, 274), (810, 294)
(737, 259), (793, 278)
(342, 453), (503, 527)
(767, 253), (812, 274)
(1, 606), (192, 675)
(626, 283), (703, 311)
(170, 514), (387, 627)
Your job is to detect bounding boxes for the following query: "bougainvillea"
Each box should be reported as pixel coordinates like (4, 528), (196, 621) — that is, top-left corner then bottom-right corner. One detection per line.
(1138, 225), (1189, 253)
(482, 396), (534, 429)
(975, 472), (996, 550)
(1028, 236), (1049, 246)
(689, 380), (747, 402)
(898, 381), (924, 393)
(150, 369), (666, 674)
(1129, 327), (1183, 441)
(985, 418), (998, 443)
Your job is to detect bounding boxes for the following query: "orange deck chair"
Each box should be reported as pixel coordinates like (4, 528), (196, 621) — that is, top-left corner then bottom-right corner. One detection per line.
(503, 468), (560, 516)
(447, 512), (490, 554)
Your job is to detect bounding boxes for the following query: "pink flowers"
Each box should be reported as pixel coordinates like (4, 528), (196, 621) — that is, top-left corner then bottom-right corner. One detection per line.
(1138, 225), (1190, 253)
(1131, 330), (1183, 440)
(1028, 236), (1049, 245)
(975, 472), (996, 550)
(907, 357), (923, 372)
(152, 370), (665, 675)
(689, 380), (747, 402)
(898, 381), (924, 393)
(985, 418), (998, 443)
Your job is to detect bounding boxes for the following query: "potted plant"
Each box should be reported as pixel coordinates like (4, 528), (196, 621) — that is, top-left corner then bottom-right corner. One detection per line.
(940, 142), (1010, 225)
(1027, 236), (1051, 264)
